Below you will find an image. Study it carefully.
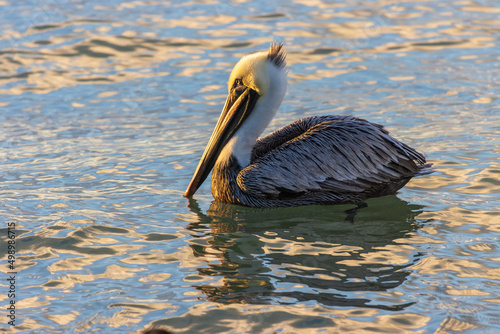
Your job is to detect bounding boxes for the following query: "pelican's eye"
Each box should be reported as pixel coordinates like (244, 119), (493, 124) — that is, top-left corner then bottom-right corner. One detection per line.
(231, 78), (247, 96)
(233, 78), (243, 88)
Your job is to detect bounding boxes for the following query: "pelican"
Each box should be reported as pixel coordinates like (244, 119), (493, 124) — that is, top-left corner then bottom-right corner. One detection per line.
(185, 43), (431, 207)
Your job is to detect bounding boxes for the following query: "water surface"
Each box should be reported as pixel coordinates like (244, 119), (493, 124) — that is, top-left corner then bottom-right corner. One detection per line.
(1, 0), (499, 333)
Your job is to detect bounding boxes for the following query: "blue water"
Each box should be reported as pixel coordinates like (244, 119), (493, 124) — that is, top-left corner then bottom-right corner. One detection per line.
(1, 0), (499, 333)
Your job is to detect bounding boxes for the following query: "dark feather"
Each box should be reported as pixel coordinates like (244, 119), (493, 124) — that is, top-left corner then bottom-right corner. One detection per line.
(236, 115), (430, 201)
(267, 42), (286, 68)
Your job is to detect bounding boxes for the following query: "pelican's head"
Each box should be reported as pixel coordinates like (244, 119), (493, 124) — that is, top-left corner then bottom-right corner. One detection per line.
(227, 42), (287, 96)
(185, 43), (287, 197)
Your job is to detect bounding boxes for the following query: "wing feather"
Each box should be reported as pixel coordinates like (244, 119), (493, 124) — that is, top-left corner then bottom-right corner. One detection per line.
(238, 115), (427, 199)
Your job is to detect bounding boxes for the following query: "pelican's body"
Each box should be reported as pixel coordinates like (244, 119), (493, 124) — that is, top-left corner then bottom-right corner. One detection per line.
(185, 43), (431, 207)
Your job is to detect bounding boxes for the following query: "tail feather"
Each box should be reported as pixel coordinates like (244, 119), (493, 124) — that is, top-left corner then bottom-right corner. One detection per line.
(415, 163), (434, 176)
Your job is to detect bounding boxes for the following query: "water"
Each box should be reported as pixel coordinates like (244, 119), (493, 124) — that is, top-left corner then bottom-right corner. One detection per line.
(1, 0), (499, 333)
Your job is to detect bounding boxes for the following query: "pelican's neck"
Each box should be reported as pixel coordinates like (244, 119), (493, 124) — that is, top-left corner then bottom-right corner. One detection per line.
(218, 63), (287, 168)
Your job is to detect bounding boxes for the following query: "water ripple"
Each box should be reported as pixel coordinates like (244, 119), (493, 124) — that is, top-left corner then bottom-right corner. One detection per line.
(1, 0), (500, 333)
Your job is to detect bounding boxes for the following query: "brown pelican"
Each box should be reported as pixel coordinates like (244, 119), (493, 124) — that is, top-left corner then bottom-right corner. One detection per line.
(185, 43), (431, 207)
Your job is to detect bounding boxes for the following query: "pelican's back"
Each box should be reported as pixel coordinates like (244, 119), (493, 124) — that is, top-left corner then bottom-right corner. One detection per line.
(235, 115), (430, 204)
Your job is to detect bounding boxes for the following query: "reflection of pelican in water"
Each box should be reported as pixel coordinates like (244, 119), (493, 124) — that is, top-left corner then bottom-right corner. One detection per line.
(185, 43), (431, 207)
(185, 196), (425, 310)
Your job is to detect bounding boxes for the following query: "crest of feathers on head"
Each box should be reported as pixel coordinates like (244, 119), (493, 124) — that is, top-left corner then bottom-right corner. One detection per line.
(267, 42), (286, 68)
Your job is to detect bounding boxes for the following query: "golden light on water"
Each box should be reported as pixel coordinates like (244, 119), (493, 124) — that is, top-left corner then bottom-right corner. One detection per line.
(1, 0), (499, 332)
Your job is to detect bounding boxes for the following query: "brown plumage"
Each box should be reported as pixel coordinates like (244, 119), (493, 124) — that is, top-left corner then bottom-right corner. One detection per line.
(211, 115), (431, 207)
(185, 43), (431, 207)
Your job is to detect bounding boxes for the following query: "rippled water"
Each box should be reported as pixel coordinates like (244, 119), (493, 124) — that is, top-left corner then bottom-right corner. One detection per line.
(1, 0), (499, 333)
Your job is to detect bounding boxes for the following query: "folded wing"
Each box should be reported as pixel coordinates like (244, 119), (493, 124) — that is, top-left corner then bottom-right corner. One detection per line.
(237, 115), (428, 199)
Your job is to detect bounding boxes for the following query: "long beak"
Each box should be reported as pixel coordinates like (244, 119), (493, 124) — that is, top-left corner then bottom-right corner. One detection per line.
(185, 86), (259, 197)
